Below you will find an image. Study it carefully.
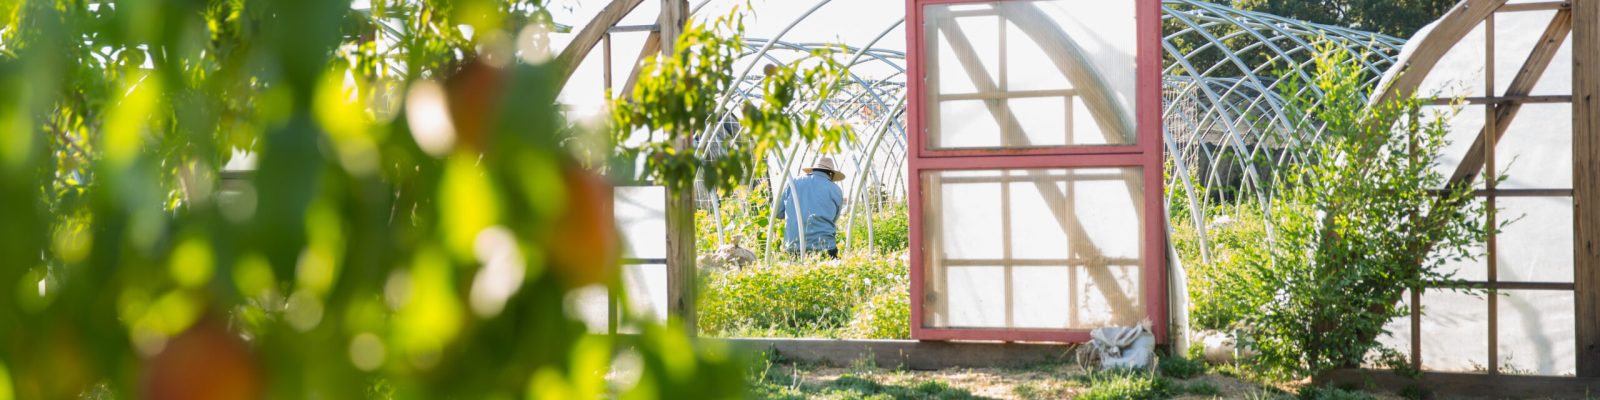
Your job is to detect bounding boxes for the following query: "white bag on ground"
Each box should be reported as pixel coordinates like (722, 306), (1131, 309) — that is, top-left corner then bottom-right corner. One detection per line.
(1191, 329), (1257, 363)
(1090, 320), (1156, 370)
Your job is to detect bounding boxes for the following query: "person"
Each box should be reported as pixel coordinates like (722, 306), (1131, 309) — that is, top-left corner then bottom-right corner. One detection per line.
(775, 157), (845, 258)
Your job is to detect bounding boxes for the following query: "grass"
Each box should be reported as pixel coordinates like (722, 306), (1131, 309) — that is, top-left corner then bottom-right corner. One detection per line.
(748, 353), (984, 400)
(1297, 386), (1377, 400)
(1011, 381), (1074, 399)
(1159, 355), (1208, 380)
(1072, 370), (1168, 400)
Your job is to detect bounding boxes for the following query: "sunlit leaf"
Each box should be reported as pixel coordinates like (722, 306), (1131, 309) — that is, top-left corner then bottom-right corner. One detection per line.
(439, 154), (500, 261)
(169, 236), (215, 288)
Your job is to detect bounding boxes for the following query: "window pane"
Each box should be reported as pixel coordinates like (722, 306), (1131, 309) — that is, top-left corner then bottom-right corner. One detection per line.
(921, 168), (1144, 330)
(1414, 21), (1487, 100)
(1498, 290), (1576, 375)
(1492, 11), (1571, 97)
(621, 263), (669, 325)
(1374, 289), (1414, 366)
(1497, 196), (1573, 283)
(1420, 290), (1489, 372)
(923, 0), (1137, 150)
(568, 263), (669, 334)
(616, 186), (667, 259)
(1426, 105), (1488, 189)
(1497, 103), (1572, 190)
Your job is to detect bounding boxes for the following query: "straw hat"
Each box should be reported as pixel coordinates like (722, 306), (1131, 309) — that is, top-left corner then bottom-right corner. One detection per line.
(803, 157), (846, 182)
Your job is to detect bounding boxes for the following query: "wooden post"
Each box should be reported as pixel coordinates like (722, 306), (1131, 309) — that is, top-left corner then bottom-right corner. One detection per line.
(1572, 0), (1600, 378)
(659, 0), (696, 336)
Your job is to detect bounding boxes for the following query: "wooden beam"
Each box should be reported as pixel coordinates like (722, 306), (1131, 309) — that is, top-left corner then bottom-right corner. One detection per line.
(937, 89), (1078, 101)
(1420, 94), (1572, 105)
(553, 0), (647, 91)
(659, 0), (696, 336)
(1572, 0), (1600, 378)
(1430, 280), (1576, 290)
(608, 24), (660, 33)
(1500, 1), (1571, 12)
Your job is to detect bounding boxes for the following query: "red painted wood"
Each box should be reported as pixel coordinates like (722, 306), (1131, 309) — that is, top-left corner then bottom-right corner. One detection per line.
(921, 145), (1145, 159)
(906, 0), (1167, 344)
(917, 328), (1094, 343)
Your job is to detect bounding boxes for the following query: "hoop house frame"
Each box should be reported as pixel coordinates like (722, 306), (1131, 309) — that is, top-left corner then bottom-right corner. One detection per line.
(906, 0), (1167, 342)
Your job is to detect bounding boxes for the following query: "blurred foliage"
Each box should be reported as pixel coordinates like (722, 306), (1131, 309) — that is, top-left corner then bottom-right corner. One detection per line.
(0, 0), (749, 398)
(699, 251), (908, 339)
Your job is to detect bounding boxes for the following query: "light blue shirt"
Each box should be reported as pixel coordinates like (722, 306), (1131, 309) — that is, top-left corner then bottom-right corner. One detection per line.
(775, 171), (843, 252)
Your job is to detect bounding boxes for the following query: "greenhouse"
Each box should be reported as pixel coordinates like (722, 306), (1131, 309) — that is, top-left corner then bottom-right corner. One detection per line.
(1, 0), (1597, 398)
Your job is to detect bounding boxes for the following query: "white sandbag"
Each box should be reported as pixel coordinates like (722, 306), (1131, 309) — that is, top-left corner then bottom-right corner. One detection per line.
(1091, 320), (1156, 370)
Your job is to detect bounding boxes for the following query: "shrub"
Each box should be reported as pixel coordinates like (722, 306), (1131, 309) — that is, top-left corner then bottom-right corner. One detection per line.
(699, 251), (908, 338)
(1182, 47), (1488, 380)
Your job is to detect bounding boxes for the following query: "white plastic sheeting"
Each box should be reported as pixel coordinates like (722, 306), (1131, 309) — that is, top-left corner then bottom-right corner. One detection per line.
(921, 168), (1146, 330)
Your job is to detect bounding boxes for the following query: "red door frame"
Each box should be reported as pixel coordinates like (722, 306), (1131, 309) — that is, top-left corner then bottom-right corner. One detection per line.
(906, 0), (1167, 343)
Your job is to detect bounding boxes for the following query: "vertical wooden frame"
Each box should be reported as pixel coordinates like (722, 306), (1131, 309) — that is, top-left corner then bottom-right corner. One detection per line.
(1572, 0), (1600, 378)
(660, 0), (696, 335)
(906, 0), (1167, 343)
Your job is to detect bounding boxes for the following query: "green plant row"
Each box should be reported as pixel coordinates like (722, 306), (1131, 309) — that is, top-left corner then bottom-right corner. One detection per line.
(699, 251), (909, 339)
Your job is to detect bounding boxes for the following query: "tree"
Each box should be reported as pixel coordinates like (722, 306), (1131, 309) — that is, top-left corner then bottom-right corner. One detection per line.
(0, 0), (744, 398)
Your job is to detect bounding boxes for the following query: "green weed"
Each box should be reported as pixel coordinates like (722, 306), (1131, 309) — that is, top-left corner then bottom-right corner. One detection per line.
(1074, 370), (1170, 400)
